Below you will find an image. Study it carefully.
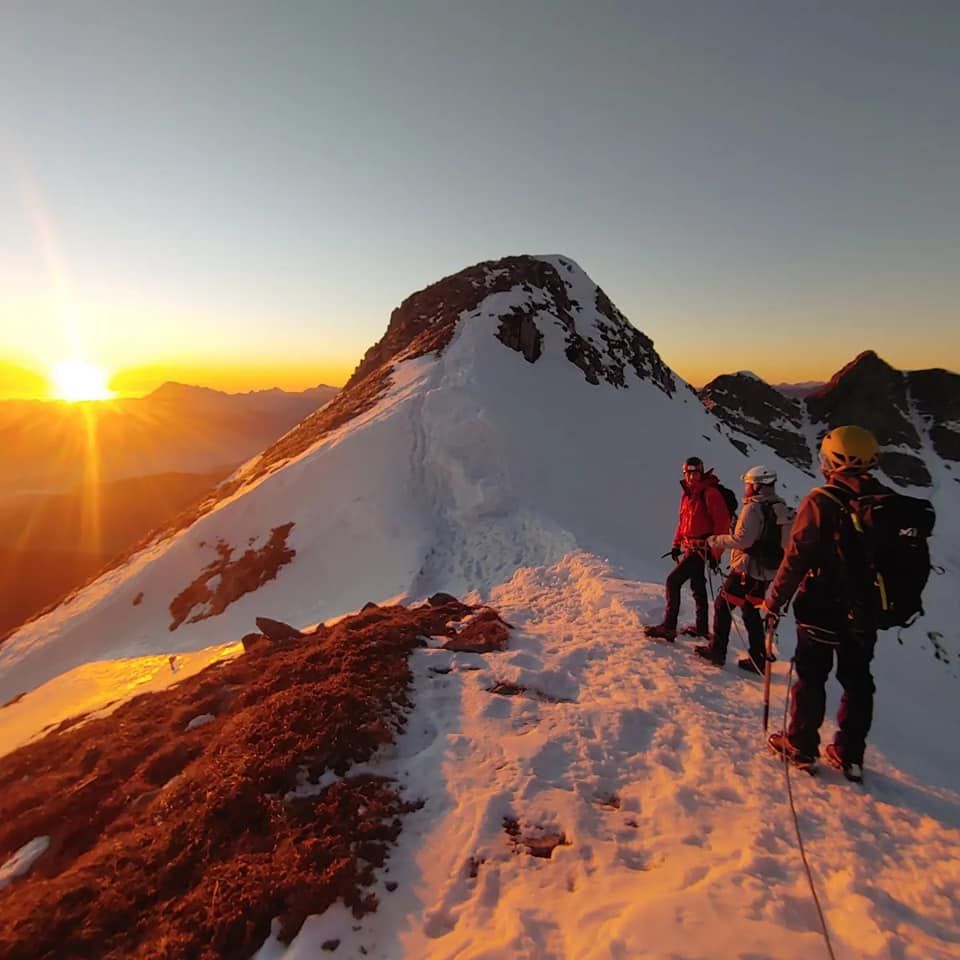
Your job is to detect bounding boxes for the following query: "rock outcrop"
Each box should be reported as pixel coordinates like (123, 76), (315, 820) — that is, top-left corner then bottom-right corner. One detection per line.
(700, 372), (813, 471)
(702, 351), (956, 488)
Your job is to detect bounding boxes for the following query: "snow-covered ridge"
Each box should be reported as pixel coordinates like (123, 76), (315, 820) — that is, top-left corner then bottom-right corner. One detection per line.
(1, 256), (956, 715)
(0, 254), (802, 702)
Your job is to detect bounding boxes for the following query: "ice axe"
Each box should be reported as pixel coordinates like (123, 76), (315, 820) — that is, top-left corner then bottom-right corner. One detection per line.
(762, 615), (778, 731)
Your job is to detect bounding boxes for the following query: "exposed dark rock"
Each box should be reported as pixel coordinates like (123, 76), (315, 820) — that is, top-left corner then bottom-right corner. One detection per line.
(703, 352), (956, 489)
(805, 352), (932, 486)
(700, 373), (813, 471)
(487, 682), (575, 704)
(495, 310), (543, 362)
(908, 368), (960, 463)
(255, 617), (304, 643)
(427, 592), (458, 607)
(443, 608), (511, 653)
(361, 601), (380, 612)
(241, 633), (266, 652)
(593, 286), (676, 395)
(806, 351), (922, 450)
(879, 451), (933, 488)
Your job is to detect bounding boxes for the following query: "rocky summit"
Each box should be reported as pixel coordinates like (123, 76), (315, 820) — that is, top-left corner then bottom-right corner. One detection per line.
(702, 350), (960, 488)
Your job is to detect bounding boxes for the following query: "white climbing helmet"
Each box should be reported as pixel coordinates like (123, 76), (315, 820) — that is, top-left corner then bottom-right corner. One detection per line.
(741, 464), (777, 485)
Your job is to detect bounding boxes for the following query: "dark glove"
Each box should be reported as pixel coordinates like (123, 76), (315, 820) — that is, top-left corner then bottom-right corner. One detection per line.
(708, 553), (720, 573)
(670, 546), (682, 563)
(760, 605), (780, 633)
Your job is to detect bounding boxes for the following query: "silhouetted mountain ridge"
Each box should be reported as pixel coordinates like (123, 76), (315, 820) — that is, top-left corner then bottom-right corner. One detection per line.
(701, 351), (959, 486)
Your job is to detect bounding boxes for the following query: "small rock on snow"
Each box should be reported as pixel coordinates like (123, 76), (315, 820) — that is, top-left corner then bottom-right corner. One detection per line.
(0, 836), (50, 890)
(186, 714), (215, 731)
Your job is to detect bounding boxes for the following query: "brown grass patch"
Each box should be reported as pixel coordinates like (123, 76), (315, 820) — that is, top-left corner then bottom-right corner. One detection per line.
(0, 599), (503, 959)
(168, 523), (296, 630)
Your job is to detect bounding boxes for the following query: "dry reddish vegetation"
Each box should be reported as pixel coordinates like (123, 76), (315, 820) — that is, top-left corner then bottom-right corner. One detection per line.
(168, 523), (296, 630)
(0, 598), (508, 960)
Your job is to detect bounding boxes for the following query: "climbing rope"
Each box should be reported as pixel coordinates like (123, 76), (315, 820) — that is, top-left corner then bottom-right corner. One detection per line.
(662, 552), (838, 956)
(779, 659), (839, 960)
(703, 559), (766, 676)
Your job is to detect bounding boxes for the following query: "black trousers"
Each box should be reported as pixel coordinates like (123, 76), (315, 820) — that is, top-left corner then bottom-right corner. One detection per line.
(788, 623), (878, 765)
(663, 550), (708, 632)
(712, 572), (766, 664)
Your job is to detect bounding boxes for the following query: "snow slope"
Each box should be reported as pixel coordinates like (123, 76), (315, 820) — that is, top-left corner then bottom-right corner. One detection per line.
(0, 254), (957, 958)
(0, 256), (817, 703)
(257, 554), (960, 960)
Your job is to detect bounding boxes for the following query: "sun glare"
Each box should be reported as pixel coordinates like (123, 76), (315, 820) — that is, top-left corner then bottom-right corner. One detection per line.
(50, 359), (114, 402)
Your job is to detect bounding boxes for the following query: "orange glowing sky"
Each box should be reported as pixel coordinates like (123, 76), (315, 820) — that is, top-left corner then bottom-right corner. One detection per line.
(1, 5), (957, 401)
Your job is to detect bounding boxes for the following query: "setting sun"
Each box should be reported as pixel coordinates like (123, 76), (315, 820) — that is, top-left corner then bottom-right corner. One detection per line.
(50, 359), (114, 401)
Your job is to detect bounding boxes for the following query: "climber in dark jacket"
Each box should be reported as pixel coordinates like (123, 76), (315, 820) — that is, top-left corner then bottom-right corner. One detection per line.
(762, 426), (889, 782)
(647, 457), (731, 642)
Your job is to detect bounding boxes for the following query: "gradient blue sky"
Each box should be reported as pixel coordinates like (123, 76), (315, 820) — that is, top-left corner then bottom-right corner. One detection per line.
(1, 0), (958, 395)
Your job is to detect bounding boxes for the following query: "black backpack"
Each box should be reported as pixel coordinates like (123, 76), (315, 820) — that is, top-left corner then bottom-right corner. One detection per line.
(745, 501), (786, 568)
(819, 484), (936, 629)
(716, 483), (739, 526)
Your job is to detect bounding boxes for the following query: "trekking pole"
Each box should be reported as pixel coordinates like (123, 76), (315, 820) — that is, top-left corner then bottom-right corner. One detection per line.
(762, 619), (777, 731)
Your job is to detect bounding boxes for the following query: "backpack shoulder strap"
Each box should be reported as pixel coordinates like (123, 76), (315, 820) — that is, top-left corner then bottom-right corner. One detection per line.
(815, 484), (870, 538)
(813, 484), (853, 513)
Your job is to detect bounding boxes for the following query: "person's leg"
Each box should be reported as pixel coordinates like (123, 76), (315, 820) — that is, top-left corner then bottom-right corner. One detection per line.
(787, 624), (836, 759)
(833, 630), (878, 766)
(710, 573), (742, 659)
(661, 553), (695, 629)
(688, 552), (709, 635)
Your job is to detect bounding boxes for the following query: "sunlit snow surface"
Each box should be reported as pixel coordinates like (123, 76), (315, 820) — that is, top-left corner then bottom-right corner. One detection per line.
(0, 641), (242, 758)
(257, 554), (959, 960)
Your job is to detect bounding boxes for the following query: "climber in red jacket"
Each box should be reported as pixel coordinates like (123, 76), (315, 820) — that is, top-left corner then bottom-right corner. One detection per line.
(647, 456), (731, 641)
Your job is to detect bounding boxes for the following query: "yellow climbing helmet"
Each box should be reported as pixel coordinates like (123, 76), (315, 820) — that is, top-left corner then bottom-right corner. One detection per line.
(819, 425), (880, 474)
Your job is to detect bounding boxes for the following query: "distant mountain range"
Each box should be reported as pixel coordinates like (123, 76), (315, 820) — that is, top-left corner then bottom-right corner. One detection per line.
(700, 351), (959, 487)
(0, 382), (338, 497)
(770, 380), (826, 398)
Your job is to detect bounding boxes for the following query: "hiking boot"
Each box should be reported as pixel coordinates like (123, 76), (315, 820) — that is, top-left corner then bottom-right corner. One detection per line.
(693, 644), (724, 666)
(768, 731), (817, 771)
(737, 656), (763, 676)
(646, 624), (676, 641)
(679, 625), (708, 639)
(825, 743), (864, 783)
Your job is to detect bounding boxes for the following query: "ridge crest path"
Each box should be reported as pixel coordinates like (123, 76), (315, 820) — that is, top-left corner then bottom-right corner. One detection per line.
(265, 553), (960, 960)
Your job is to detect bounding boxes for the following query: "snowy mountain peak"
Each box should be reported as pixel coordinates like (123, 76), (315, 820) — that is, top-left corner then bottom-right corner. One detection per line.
(347, 255), (676, 395)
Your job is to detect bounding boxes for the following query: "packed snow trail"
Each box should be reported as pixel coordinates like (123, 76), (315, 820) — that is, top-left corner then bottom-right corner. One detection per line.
(260, 554), (960, 960)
